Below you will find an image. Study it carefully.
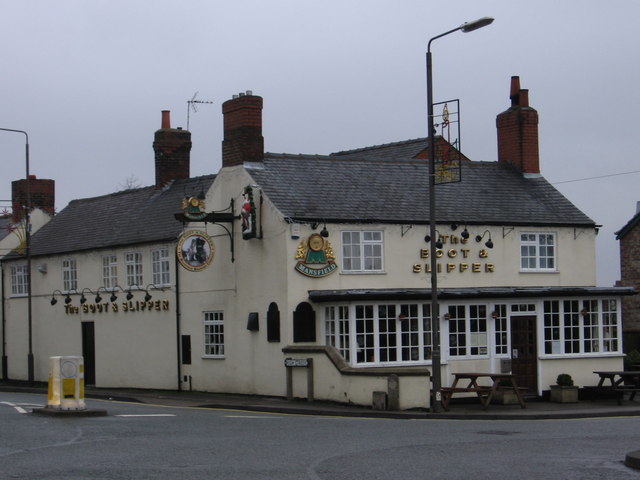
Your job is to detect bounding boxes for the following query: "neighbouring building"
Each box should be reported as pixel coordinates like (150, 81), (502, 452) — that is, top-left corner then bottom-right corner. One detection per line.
(616, 202), (640, 351)
(1, 78), (634, 410)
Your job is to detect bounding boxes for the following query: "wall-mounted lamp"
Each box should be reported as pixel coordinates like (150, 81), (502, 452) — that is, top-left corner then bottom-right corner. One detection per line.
(143, 284), (156, 302)
(64, 291), (75, 304)
(425, 230), (444, 249)
(79, 288), (95, 305)
(110, 285), (123, 302)
(94, 286), (107, 303)
(475, 230), (494, 249)
(320, 224), (329, 238)
(311, 222), (319, 230)
(50, 289), (64, 306)
(451, 224), (458, 231)
(126, 287), (134, 301)
(460, 226), (470, 240)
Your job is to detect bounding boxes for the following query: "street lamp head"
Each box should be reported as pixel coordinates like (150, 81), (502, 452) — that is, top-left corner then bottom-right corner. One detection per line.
(460, 16), (494, 33)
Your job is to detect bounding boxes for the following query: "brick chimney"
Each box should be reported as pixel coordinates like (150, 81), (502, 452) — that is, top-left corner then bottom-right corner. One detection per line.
(496, 76), (540, 174)
(11, 175), (55, 223)
(222, 91), (264, 167)
(153, 110), (191, 189)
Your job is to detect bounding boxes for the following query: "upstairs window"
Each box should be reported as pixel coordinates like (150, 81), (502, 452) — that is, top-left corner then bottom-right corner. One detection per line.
(10, 264), (29, 296)
(520, 232), (556, 271)
(125, 252), (143, 287)
(152, 248), (170, 286)
(341, 231), (383, 272)
(102, 254), (118, 289)
(63, 259), (77, 292)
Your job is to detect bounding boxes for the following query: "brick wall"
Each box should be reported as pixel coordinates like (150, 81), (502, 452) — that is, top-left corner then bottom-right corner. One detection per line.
(620, 222), (640, 331)
(11, 175), (55, 222)
(153, 111), (191, 189)
(496, 76), (540, 174)
(222, 93), (264, 167)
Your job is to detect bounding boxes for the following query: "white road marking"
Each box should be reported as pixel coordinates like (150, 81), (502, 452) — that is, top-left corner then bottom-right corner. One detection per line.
(0, 401), (41, 414)
(115, 414), (176, 417)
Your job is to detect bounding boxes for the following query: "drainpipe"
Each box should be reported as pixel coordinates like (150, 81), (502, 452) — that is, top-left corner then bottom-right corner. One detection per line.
(1, 262), (7, 380)
(174, 250), (182, 391)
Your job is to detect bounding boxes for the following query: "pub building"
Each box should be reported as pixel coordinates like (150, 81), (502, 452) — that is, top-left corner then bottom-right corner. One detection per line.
(1, 78), (634, 410)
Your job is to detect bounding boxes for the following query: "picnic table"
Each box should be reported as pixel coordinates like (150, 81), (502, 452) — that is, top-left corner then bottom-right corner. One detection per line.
(439, 372), (527, 411)
(593, 371), (640, 404)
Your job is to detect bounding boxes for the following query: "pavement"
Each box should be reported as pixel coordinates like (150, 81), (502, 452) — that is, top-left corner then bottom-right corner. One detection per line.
(3, 380), (640, 421)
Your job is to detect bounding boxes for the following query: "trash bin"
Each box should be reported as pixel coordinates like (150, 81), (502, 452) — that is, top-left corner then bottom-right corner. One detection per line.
(48, 356), (85, 410)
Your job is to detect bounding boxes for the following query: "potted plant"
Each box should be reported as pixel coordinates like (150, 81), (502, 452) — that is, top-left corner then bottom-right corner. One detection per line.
(550, 373), (579, 403)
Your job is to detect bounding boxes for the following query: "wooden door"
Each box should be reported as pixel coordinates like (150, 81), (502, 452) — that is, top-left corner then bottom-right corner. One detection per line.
(81, 321), (96, 385)
(510, 315), (537, 394)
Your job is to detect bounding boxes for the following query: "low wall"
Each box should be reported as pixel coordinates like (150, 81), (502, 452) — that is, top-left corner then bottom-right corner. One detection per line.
(282, 346), (431, 410)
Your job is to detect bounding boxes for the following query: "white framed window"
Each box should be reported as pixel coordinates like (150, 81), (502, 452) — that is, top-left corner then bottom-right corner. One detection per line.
(324, 306), (350, 362)
(447, 304), (488, 357)
(341, 230), (383, 272)
(62, 258), (77, 292)
(204, 311), (224, 358)
(520, 232), (556, 271)
(324, 302), (433, 365)
(125, 252), (143, 287)
(10, 264), (29, 296)
(151, 248), (170, 286)
(493, 304), (509, 355)
(102, 254), (118, 289)
(543, 299), (621, 355)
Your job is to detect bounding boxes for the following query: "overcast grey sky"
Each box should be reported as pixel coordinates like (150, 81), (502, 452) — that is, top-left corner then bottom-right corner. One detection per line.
(1, 1), (638, 286)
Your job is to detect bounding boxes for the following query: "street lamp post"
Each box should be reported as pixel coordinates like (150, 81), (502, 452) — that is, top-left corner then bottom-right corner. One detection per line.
(0, 128), (33, 383)
(426, 17), (494, 412)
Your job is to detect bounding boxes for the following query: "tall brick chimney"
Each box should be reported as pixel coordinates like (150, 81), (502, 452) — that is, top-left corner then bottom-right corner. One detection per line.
(496, 76), (540, 174)
(11, 175), (55, 223)
(153, 110), (191, 189)
(222, 91), (264, 167)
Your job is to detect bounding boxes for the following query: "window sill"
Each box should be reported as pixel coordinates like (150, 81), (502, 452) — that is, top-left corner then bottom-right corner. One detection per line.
(340, 271), (387, 275)
(202, 355), (225, 360)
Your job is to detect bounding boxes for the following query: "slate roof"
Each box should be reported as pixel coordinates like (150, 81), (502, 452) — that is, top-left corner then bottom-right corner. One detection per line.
(24, 175), (215, 258)
(616, 209), (640, 240)
(248, 143), (594, 227)
(0, 216), (12, 243)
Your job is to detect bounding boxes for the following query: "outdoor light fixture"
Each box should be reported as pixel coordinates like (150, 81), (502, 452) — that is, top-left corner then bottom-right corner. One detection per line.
(126, 288), (134, 301)
(460, 226), (470, 240)
(425, 16), (494, 413)
(64, 292), (73, 304)
(50, 289), (63, 306)
(311, 222), (319, 230)
(143, 284), (156, 302)
(424, 230), (444, 249)
(320, 224), (329, 238)
(110, 285), (123, 302)
(79, 288), (94, 305)
(475, 230), (494, 249)
(94, 287), (106, 303)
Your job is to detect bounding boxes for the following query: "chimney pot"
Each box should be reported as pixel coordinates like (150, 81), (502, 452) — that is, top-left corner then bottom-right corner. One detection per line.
(161, 110), (171, 129)
(509, 76), (521, 106)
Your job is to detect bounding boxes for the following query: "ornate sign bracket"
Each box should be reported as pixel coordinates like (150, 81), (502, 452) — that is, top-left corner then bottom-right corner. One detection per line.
(174, 198), (239, 262)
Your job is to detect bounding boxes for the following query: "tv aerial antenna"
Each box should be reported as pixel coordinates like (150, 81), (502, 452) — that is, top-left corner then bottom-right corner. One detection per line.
(187, 91), (214, 130)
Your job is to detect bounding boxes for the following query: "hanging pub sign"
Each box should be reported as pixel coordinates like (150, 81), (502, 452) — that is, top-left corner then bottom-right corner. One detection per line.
(181, 195), (207, 221)
(177, 230), (215, 272)
(241, 185), (257, 240)
(434, 102), (462, 184)
(294, 233), (337, 278)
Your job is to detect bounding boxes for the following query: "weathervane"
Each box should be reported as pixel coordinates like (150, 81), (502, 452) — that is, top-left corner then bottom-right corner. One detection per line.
(186, 91), (215, 130)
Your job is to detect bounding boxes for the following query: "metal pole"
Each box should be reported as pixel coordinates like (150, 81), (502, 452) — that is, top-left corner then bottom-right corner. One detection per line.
(426, 48), (442, 413)
(425, 17), (494, 413)
(0, 128), (33, 383)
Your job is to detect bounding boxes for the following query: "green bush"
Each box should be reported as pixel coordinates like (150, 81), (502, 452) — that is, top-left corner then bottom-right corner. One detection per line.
(624, 350), (640, 369)
(556, 373), (574, 387)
